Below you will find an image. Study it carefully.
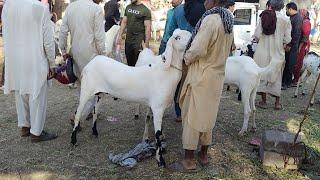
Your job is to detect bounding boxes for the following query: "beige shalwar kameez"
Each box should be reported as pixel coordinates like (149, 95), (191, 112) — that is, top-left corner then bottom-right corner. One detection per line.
(253, 12), (292, 97)
(2, 0), (55, 136)
(179, 14), (233, 150)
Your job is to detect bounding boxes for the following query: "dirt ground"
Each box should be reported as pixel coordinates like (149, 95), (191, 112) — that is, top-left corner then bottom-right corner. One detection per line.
(0, 39), (319, 179)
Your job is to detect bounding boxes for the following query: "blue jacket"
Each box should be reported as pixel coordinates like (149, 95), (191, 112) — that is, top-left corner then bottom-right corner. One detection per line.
(167, 4), (194, 38)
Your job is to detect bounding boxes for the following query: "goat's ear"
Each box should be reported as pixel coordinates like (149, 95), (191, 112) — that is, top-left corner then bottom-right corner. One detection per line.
(164, 38), (173, 68)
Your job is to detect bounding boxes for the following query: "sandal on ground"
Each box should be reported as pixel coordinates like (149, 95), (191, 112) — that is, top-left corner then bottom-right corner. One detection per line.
(256, 101), (267, 109)
(167, 160), (199, 173)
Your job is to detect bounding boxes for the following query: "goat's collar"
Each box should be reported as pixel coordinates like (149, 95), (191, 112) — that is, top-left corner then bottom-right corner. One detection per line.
(161, 54), (182, 71)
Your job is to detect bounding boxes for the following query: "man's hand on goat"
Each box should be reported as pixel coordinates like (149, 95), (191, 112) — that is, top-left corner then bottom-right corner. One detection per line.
(184, 54), (192, 66)
(47, 67), (56, 80)
(182, 62), (188, 74)
(284, 44), (291, 52)
(145, 42), (150, 48)
(63, 53), (70, 61)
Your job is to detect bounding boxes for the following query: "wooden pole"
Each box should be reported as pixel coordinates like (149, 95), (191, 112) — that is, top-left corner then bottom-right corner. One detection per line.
(293, 73), (320, 144)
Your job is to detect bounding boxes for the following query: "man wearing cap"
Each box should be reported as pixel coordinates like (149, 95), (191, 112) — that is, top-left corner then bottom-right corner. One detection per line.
(2, 0), (57, 142)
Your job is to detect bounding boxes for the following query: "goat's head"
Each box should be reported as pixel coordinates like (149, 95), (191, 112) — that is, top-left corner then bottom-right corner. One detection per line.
(163, 29), (191, 70)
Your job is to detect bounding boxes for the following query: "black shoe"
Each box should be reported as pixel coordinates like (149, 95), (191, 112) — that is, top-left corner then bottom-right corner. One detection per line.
(31, 131), (57, 143)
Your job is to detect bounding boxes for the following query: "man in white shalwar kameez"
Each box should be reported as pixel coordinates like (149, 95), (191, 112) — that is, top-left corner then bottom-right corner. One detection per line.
(2, 0), (57, 142)
(253, 0), (291, 110)
(59, 0), (106, 122)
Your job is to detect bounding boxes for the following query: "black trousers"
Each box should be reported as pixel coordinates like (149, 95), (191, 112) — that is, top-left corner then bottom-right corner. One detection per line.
(283, 56), (293, 86)
(283, 47), (298, 86)
(125, 42), (141, 67)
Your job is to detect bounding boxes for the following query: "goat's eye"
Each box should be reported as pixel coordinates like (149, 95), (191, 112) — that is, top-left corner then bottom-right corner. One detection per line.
(175, 36), (181, 40)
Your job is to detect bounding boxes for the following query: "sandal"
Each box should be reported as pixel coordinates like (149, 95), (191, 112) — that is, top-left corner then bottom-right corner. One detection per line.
(256, 101), (267, 109)
(168, 160), (199, 173)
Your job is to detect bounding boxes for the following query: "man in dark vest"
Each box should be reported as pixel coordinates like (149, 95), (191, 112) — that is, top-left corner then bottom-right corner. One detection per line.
(282, 2), (302, 89)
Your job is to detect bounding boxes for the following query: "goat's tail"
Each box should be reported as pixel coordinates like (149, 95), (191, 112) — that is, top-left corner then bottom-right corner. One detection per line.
(257, 59), (284, 83)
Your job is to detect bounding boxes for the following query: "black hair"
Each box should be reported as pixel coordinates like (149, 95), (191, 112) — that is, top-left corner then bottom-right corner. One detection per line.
(184, 0), (206, 27)
(224, 0), (235, 9)
(286, 2), (298, 11)
(266, 0), (270, 7)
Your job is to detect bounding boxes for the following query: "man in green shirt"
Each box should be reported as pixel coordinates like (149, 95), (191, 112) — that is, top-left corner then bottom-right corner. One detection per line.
(116, 0), (151, 66)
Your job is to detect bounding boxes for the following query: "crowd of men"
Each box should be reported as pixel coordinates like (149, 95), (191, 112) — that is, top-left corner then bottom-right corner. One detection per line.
(0, 0), (313, 172)
(255, 1), (311, 110)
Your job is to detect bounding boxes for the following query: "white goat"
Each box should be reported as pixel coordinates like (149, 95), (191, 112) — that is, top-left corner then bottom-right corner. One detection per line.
(71, 29), (192, 167)
(135, 54), (271, 136)
(294, 52), (320, 105)
(105, 25), (120, 57)
(224, 56), (264, 135)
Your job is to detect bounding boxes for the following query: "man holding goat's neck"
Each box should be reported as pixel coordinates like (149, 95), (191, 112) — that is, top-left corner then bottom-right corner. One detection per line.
(170, 0), (234, 171)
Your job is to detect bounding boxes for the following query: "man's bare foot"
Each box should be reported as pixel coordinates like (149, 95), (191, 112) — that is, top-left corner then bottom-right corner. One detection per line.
(274, 103), (283, 110)
(256, 101), (267, 109)
(198, 152), (209, 166)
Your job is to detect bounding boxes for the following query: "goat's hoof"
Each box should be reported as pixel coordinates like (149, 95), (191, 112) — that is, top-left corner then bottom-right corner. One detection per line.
(294, 95), (298, 98)
(157, 160), (166, 168)
(310, 103), (314, 106)
(302, 93), (306, 96)
(71, 133), (77, 145)
(236, 89), (240, 93)
(113, 97), (118, 101)
(238, 130), (246, 136)
(134, 115), (139, 119)
(147, 115), (151, 119)
(92, 131), (98, 137)
(71, 123), (82, 131)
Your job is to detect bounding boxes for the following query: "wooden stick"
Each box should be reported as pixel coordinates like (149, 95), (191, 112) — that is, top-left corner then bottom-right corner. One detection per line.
(293, 73), (320, 144)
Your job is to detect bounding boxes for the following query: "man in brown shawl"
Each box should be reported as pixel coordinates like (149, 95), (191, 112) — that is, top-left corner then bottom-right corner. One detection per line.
(169, 0), (234, 171)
